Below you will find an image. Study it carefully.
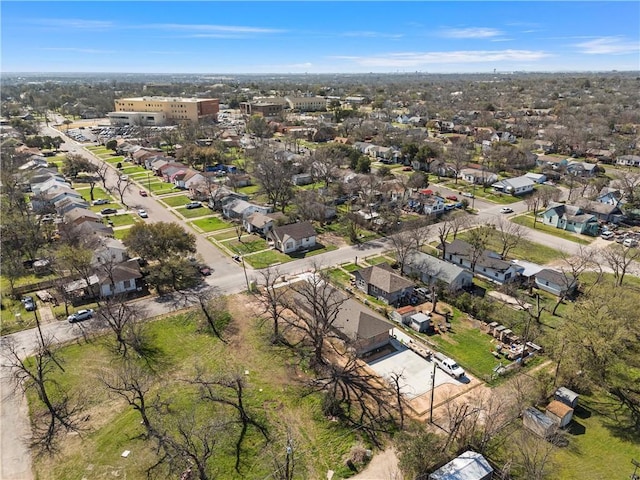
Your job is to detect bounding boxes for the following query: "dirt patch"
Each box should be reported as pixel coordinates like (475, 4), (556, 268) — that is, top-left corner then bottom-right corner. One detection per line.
(318, 232), (349, 249)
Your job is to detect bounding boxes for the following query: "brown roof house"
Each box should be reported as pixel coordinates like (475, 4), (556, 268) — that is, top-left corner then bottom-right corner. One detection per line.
(268, 221), (316, 254)
(353, 263), (415, 307)
(333, 297), (393, 356)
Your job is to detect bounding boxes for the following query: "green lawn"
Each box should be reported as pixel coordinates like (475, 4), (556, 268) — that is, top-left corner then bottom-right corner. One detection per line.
(365, 255), (393, 266)
(244, 250), (290, 268)
(190, 217), (233, 232)
(114, 227), (132, 240)
(147, 181), (177, 194)
(325, 267), (353, 287)
(121, 165), (147, 175)
(226, 236), (269, 255)
(161, 194), (192, 207)
(27, 312), (362, 480)
(210, 229), (241, 241)
(414, 313), (501, 381)
(1, 296), (39, 335)
(297, 181), (326, 191)
(341, 262), (361, 273)
(237, 184), (260, 195)
(102, 155), (125, 164)
(456, 228), (564, 264)
(553, 393), (640, 480)
(511, 214), (594, 246)
(77, 186), (110, 202)
(104, 213), (136, 227)
(174, 206), (213, 219)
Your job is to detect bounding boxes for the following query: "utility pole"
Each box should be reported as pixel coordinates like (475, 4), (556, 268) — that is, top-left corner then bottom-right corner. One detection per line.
(429, 360), (437, 423)
(241, 256), (250, 292)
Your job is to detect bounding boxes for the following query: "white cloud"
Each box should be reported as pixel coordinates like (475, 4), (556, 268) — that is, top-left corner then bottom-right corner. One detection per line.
(342, 31), (404, 39)
(331, 49), (551, 67)
(574, 37), (639, 55)
(144, 23), (284, 34)
(439, 27), (503, 39)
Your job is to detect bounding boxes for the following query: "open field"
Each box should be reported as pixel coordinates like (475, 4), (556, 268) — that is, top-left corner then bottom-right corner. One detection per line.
(27, 305), (364, 480)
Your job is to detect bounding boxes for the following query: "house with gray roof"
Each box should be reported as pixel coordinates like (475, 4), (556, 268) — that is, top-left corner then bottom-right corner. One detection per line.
(541, 202), (599, 235)
(403, 251), (473, 291)
(222, 199), (272, 219)
(267, 221), (316, 254)
(491, 175), (535, 196)
(535, 268), (577, 297)
(441, 239), (523, 284)
(575, 198), (624, 223)
(354, 263), (415, 307)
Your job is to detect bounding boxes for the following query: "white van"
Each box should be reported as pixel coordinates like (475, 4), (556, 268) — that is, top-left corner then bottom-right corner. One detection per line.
(433, 352), (465, 379)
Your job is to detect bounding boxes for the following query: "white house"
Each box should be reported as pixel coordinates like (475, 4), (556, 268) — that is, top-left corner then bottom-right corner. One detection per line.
(222, 199), (272, 219)
(616, 154), (640, 167)
(491, 175), (535, 196)
(98, 259), (143, 297)
(422, 195), (445, 215)
(92, 238), (129, 266)
(459, 168), (498, 185)
(524, 172), (547, 184)
(268, 221), (316, 254)
(442, 239), (524, 283)
(534, 268), (576, 297)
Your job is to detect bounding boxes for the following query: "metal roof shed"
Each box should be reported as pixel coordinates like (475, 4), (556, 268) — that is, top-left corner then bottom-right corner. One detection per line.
(429, 451), (493, 480)
(554, 386), (579, 409)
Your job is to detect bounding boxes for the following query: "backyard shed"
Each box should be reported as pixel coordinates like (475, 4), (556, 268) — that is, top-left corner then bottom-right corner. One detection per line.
(523, 407), (556, 438)
(409, 312), (431, 333)
(493, 325), (506, 339)
(554, 387), (579, 409)
(429, 450), (493, 480)
(546, 400), (574, 428)
(391, 305), (417, 325)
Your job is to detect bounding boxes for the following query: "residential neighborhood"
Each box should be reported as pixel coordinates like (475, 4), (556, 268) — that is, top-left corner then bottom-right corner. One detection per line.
(2, 68), (640, 480)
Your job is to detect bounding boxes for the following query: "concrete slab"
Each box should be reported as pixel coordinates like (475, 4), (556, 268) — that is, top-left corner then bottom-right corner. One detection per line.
(367, 338), (464, 399)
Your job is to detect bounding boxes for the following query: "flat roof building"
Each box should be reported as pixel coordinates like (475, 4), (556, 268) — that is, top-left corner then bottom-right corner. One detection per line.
(108, 96), (219, 126)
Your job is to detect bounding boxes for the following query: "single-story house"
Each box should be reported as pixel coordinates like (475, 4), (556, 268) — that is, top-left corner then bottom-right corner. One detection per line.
(390, 305), (417, 325)
(421, 195), (445, 216)
(459, 168), (498, 185)
(75, 221), (114, 238)
(574, 198), (624, 223)
(54, 196), (90, 215)
(92, 238), (128, 266)
(353, 263), (415, 307)
(268, 221), (316, 254)
(566, 161), (598, 177)
(292, 173), (313, 186)
(428, 451), (493, 480)
(442, 239), (523, 283)
(524, 172), (547, 184)
(402, 251), (473, 291)
(64, 208), (101, 226)
(491, 175), (535, 196)
(616, 154), (640, 167)
(541, 202), (599, 236)
(98, 259), (143, 298)
(222, 199), (272, 219)
(534, 268), (577, 297)
(243, 211), (279, 236)
(31, 186), (82, 211)
(596, 187), (623, 206)
(332, 297), (392, 356)
(533, 139), (555, 153)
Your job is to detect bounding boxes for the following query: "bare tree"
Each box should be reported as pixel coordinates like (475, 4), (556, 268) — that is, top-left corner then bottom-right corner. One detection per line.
(192, 370), (269, 472)
(3, 337), (83, 454)
(600, 243), (640, 287)
(270, 426), (297, 480)
(510, 428), (558, 480)
(495, 216), (525, 258)
(389, 228), (418, 273)
(256, 267), (289, 343)
(284, 266), (349, 368)
(182, 289), (231, 343)
(113, 174), (133, 209)
(388, 371), (407, 430)
(97, 297), (145, 357)
(467, 226), (492, 272)
(436, 212), (469, 259)
(95, 161), (111, 190)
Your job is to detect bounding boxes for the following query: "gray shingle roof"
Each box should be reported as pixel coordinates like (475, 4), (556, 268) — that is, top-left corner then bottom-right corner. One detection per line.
(356, 263), (414, 293)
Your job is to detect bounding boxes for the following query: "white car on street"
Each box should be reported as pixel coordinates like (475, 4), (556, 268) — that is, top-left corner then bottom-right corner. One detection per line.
(500, 207), (514, 214)
(138, 209), (148, 218)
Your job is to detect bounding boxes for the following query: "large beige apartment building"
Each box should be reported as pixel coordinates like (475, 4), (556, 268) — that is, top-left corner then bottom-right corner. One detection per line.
(108, 96), (219, 126)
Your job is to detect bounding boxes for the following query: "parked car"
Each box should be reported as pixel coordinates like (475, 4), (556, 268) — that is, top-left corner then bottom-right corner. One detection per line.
(21, 296), (36, 312)
(402, 166), (413, 171)
(500, 207), (514, 214)
(101, 208), (117, 215)
(185, 201), (202, 209)
(139, 190), (148, 197)
(462, 192), (475, 198)
(199, 266), (212, 276)
(601, 231), (615, 240)
(93, 199), (109, 205)
(415, 287), (432, 301)
(119, 174), (128, 181)
(138, 209), (148, 218)
(67, 308), (94, 323)
(623, 238), (638, 248)
(446, 195), (458, 201)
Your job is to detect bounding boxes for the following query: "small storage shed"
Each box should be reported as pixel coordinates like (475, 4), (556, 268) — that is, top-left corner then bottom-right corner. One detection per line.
(493, 325), (506, 339)
(391, 305), (417, 325)
(546, 400), (574, 428)
(409, 312), (431, 333)
(554, 387), (579, 409)
(523, 407), (556, 438)
(429, 450), (493, 480)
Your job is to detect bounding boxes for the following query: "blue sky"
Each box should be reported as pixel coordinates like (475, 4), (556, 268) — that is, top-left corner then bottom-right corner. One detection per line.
(2, 1), (639, 73)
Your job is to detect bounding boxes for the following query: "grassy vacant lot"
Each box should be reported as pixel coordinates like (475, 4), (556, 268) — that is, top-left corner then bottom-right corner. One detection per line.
(114, 227), (133, 240)
(121, 165), (147, 175)
(190, 217), (233, 233)
(77, 186), (110, 202)
(104, 213), (135, 227)
(318, 222), (380, 245)
(29, 306), (363, 479)
(456, 228), (563, 265)
(146, 180), (177, 195)
(160, 194), (192, 207)
(326, 267), (353, 287)
(174, 206), (212, 219)
(511, 213), (593, 245)
(237, 184), (260, 195)
(553, 393), (640, 480)
(226, 236), (269, 255)
(210, 229), (241, 241)
(244, 250), (290, 268)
